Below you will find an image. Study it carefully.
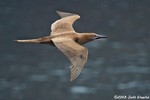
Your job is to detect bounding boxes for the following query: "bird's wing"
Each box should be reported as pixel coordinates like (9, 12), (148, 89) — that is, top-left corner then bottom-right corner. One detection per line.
(56, 11), (76, 18)
(51, 11), (80, 35)
(52, 37), (88, 81)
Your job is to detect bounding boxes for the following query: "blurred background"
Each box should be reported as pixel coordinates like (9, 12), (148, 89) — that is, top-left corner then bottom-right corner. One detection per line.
(0, 0), (150, 100)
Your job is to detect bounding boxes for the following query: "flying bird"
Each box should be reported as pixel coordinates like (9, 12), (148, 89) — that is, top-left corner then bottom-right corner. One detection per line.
(16, 11), (107, 81)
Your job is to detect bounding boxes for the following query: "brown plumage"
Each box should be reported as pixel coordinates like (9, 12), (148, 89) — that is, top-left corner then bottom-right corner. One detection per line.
(16, 11), (107, 81)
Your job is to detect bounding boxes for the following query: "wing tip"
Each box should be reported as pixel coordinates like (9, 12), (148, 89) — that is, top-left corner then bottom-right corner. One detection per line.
(70, 76), (76, 82)
(70, 78), (73, 82)
(70, 74), (79, 82)
(56, 10), (80, 18)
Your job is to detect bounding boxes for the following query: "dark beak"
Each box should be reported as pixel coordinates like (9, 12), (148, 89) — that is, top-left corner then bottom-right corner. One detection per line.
(94, 34), (107, 39)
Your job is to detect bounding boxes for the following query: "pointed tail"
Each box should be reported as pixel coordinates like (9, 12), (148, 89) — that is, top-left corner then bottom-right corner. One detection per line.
(15, 36), (51, 44)
(15, 39), (41, 43)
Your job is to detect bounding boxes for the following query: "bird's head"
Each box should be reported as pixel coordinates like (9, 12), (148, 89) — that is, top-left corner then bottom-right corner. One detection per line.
(78, 33), (107, 44)
(84, 33), (107, 41)
(91, 33), (107, 40)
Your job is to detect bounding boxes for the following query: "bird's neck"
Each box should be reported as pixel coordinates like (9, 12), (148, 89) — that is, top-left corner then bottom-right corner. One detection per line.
(77, 33), (93, 44)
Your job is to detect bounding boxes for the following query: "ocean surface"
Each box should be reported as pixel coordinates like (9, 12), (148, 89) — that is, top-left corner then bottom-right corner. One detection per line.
(0, 0), (150, 100)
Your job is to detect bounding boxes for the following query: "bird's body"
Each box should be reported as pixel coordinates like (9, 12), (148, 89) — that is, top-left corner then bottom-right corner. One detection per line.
(16, 11), (107, 81)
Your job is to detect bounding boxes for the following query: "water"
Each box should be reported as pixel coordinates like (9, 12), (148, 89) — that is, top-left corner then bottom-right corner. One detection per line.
(0, 0), (150, 100)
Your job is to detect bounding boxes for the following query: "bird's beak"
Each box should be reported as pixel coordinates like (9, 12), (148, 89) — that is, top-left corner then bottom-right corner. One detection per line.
(94, 34), (107, 40)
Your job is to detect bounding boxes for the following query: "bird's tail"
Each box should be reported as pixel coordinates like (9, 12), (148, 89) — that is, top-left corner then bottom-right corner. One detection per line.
(15, 39), (41, 43)
(15, 36), (51, 44)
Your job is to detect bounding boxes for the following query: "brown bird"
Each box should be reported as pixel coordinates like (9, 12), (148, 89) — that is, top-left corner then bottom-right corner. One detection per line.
(16, 11), (107, 81)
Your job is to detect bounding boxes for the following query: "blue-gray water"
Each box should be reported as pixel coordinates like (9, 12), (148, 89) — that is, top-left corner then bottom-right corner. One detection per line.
(0, 0), (150, 100)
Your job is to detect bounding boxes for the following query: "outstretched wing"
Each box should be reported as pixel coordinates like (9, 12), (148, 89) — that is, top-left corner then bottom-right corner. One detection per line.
(52, 37), (88, 81)
(51, 11), (80, 35)
(56, 11), (76, 18)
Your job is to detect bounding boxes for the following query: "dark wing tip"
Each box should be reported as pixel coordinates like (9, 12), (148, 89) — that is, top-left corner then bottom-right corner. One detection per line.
(56, 10), (77, 18)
